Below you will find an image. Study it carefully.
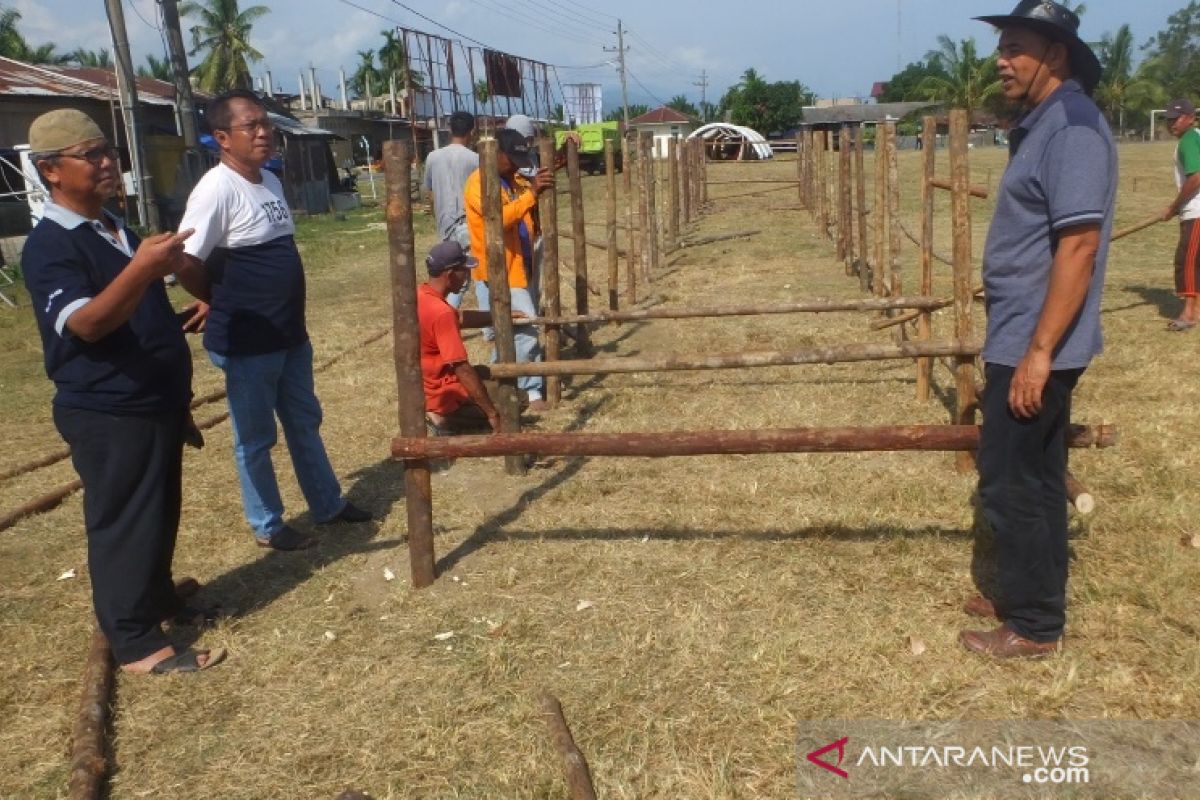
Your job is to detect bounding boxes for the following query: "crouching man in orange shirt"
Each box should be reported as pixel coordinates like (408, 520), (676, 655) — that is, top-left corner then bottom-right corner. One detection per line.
(418, 240), (507, 435)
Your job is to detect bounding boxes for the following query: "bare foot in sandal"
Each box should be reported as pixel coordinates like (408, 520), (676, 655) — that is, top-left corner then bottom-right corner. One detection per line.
(123, 645), (226, 675)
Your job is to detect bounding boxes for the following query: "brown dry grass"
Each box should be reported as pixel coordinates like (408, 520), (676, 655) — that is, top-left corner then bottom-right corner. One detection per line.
(1, 141), (1199, 799)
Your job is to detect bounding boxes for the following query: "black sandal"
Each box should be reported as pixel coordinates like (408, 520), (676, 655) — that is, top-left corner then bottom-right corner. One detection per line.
(170, 604), (225, 626)
(149, 647), (226, 675)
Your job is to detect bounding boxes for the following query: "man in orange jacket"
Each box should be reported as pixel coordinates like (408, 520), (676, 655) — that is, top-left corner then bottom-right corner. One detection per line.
(463, 129), (555, 411)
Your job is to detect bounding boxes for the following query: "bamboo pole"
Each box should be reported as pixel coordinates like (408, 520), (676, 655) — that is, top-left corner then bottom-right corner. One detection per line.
(393, 423), (1118, 460)
(539, 693), (599, 800)
(67, 628), (113, 800)
(479, 339), (981, 379)
(605, 140), (619, 311)
(566, 138), (591, 356)
(668, 137), (680, 252)
(886, 121), (902, 298)
(917, 117), (936, 401)
(642, 132), (660, 280)
(383, 140), (437, 585)
(949, 110), (977, 472)
(480, 139), (527, 476)
(539, 138), (562, 407)
(533, 294), (953, 326)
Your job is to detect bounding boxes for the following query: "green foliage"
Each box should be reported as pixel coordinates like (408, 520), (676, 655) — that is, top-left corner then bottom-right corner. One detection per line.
(472, 79), (489, 105)
(914, 35), (1002, 118)
(1141, 2), (1200, 100)
(0, 7), (69, 64)
(70, 48), (111, 67)
(378, 29), (424, 94)
(666, 94), (698, 118)
(350, 49), (379, 99)
(716, 68), (814, 135)
(604, 104), (649, 122)
(878, 59), (948, 103)
(138, 54), (173, 81)
(180, 0), (269, 92)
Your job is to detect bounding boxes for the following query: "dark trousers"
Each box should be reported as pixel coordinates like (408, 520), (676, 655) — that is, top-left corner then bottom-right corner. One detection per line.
(977, 363), (1081, 643)
(54, 405), (187, 664)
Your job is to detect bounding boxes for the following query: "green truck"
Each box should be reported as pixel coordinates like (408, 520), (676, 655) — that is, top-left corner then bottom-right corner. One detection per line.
(554, 121), (623, 175)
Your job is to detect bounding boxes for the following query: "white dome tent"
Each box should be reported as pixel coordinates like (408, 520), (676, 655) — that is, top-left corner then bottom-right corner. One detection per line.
(688, 123), (774, 161)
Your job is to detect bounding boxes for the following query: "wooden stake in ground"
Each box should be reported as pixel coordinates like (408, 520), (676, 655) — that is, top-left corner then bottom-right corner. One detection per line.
(795, 131), (804, 206)
(539, 138), (563, 407)
(566, 138), (592, 356)
(886, 121), (903, 297)
(480, 139), (527, 476)
(854, 123), (869, 291)
(383, 140), (437, 586)
(917, 116), (936, 402)
(637, 137), (651, 285)
(539, 693), (599, 800)
(700, 137), (708, 205)
(681, 135), (692, 224)
(839, 122), (853, 274)
(949, 109), (977, 472)
(667, 136), (680, 252)
(873, 126), (886, 297)
(818, 131), (829, 240)
(605, 139), (619, 311)
(68, 628), (113, 800)
(641, 132), (661, 281)
(626, 135), (639, 303)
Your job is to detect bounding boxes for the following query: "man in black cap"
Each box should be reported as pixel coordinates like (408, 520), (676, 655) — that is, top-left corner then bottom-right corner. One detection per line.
(462, 129), (554, 411)
(960, 0), (1116, 658)
(1161, 98), (1200, 330)
(416, 240), (503, 435)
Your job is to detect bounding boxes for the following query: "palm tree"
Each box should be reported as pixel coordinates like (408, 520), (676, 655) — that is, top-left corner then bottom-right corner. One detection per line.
(1094, 24), (1153, 136)
(915, 35), (1002, 118)
(472, 79), (489, 105)
(70, 48), (112, 67)
(377, 29), (424, 95)
(138, 54), (173, 81)
(666, 94), (698, 117)
(349, 49), (378, 99)
(179, 0), (269, 92)
(0, 7), (70, 64)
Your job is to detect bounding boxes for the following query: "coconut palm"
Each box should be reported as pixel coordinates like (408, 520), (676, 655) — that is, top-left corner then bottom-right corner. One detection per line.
(1094, 24), (1159, 136)
(377, 29), (424, 95)
(70, 48), (112, 67)
(915, 35), (1002, 118)
(179, 0), (269, 92)
(138, 54), (173, 81)
(472, 79), (489, 105)
(0, 7), (70, 64)
(349, 49), (379, 99)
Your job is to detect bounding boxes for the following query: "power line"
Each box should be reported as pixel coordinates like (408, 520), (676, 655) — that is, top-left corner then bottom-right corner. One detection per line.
(509, 0), (617, 31)
(626, 68), (667, 108)
(336, 0), (406, 26)
(460, 0), (609, 49)
(625, 29), (694, 76)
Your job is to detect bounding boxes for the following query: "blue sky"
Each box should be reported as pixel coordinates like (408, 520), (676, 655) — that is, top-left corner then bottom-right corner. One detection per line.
(7, 0), (1186, 111)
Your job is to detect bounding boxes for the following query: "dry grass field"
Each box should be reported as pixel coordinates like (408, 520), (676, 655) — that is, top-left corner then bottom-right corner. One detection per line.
(1, 139), (1198, 799)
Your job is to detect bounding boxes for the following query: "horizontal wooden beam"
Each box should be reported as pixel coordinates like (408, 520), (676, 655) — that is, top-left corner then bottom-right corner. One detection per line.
(392, 423), (1117, 460)
(478, 339), (981, 379)
(929, 177), (988, 199)
(533, 295), (955, 327)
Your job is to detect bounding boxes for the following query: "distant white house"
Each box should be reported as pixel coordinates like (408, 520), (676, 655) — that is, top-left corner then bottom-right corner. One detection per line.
(627, 106), (699, 159)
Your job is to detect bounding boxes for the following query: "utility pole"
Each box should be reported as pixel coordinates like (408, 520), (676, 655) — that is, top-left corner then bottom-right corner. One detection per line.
(604, 20), (631, 127)
(104, 0), (159, 230)
(692, 70), (709, 121)
(157, 0), (199, 150)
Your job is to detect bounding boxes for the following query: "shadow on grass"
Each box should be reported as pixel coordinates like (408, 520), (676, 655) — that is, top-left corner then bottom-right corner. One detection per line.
(194, 458), (407, 621)
(492, 523), (972, 544)
(1119, 284), (1178, 320)
(435, 395), (611, 575)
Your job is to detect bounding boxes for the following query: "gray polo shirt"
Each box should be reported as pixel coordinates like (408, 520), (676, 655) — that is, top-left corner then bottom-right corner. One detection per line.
(981, 79), (1117, 370)
(423, 143), (479, 240)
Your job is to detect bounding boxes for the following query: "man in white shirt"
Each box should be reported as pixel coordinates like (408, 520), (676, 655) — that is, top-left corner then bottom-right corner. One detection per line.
(423, 110), (478, 309)
(177, 90), (370, 551)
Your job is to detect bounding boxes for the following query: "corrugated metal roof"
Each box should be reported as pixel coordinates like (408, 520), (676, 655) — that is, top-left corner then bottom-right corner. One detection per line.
(0, 56), (114, 101)
(629, 106), (696, 126)
(800, 101), (940, 125)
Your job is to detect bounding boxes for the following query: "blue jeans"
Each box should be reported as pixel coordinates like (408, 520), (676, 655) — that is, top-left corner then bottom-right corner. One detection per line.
(208, 341), (345, 540)
(478, 239), (544, 398)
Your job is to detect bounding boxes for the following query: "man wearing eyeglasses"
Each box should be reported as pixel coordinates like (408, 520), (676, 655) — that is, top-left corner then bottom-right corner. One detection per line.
(177, 90), (370, 552)
(21, 109), (224, 674)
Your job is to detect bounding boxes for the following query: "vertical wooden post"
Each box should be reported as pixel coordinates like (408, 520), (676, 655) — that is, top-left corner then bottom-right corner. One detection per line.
(873, 126), (885, 297)
(949, 109), (976, 472)
(480, 138), (527, 476)
(839, 123), (853, 274)
(383, 140), (436, 587)
(539, 138), (562, 407)
(624, 136), (638, 303)
(917, 116), (936, 402)
(854, 123), (869, 292)
(886, 121), (902, 298)
(694, 138), (704, 214)
(681, 135), (692, 224)
(637, 136), (651, 284)
(804, 129), (815, 213)
(566, 138), (592, 356)
(641, 132), (660, 281)
(699, 137), (708, 205)
(835, 129), (846, 263)
(605, 139), (619, 310)
(667, 136), (680, 252)
(817, 131), (829, 239)
(795, 130), (804, 205)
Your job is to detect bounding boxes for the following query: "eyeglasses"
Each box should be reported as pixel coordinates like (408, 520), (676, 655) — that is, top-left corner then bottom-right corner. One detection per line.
(56, 145), (118, 166)
(225, 119), (274, 134)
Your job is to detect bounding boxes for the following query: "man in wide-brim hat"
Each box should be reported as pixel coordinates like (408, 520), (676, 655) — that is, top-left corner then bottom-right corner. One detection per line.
(958, 1), (1117, 659)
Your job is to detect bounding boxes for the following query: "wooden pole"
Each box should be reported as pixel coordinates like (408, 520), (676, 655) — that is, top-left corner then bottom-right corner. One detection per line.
(605, 139), (619, 311)
(626, 135), (640, 303)
(818, 131), (829, 239)
(840, 123), (853, 274)
(68, 628), (114, 800)
(854, 123), (869, 291)
(637, 137), (651, 285)
(1111, 215), (1162, 242)
(479, 339), (981, 379)
(394, 423), (1118, 460)
(806, 129), (816, 214)
(886, 121), (902, 298)
(566, 138), (592, 356)
(873, 126), (885, 297)
(642, 132), (661, 280)
(1066, 471), (1096, 515)
(539, 693), (599, 800)
(699, 137), (708, 205)
(796, 131), (804, 206)
(667, 136), (680, 252)
(383, 140), (437, 585)
(917, 116), (936, 402)
(539, 138), (563, 407)
(479, 139), (528, 476)
(949, 109), (977, 472)
(928, 178), (989, 199)
(681, 135), (693, 224)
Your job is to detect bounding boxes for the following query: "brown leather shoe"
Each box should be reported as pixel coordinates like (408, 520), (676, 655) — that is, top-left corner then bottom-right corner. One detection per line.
(959, 624), (1061, 659)
(964, 594), (999, 619)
